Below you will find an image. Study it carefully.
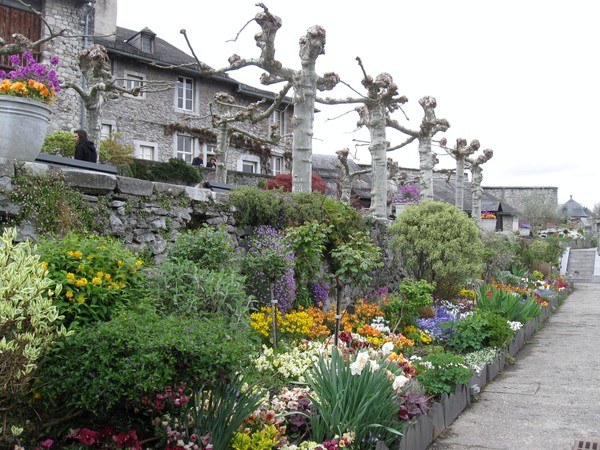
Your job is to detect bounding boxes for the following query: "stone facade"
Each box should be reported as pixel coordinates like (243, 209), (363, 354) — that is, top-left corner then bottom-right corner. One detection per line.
(6, 0), (292, 177)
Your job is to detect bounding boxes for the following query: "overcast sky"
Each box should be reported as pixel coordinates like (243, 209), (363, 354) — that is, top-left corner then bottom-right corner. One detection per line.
(116, 0), (600, 209)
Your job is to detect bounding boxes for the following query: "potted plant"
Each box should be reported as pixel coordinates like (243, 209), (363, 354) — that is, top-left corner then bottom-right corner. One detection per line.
(480, 211), (497, 231)
(0, 51), (61, 161)
(392, 182), (422, 215)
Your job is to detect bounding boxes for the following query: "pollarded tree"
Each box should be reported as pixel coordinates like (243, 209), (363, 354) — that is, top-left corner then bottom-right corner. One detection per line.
(318, 59), (415, 219)
(388, 97), (450, 200)
(181, 3), (340, 193)
(62, 44), (170, 147)
(335, 148), (370, 205)
(466, 148), (494, 225)
(389, 200), (485, 299)
(440, 138), (480, 210)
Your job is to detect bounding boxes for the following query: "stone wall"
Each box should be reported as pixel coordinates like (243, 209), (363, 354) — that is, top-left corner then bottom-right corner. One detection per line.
(0, 159), (404, 303)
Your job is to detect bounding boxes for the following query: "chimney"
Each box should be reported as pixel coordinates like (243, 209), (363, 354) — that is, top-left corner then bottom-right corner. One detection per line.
(93, 0), (118, 40)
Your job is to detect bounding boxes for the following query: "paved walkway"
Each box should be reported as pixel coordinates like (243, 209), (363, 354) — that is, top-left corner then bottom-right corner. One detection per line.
(429, 282), (600, 450)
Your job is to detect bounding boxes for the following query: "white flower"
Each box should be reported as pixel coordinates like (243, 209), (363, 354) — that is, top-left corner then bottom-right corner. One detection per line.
(381, 341), (394, 355)
(350, 350), (370, 375)
(392, 375), (409, 391)
(369, 359), (380, 372)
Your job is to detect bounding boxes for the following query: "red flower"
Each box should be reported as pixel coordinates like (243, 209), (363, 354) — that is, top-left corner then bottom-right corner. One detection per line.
(486, 290), (492, 297)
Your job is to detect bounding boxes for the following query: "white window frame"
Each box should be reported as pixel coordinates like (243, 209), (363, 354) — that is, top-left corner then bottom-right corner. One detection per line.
(237, 154), (261, 174)
(133, 140), (158, 161)
(124, 71), (146, 98)
(270, 109), (286, 136)
(100, 122), (115, 140)
(176, 76), (195, 111)
(175, 134), (195, 163)
(271, 155), (284, 176)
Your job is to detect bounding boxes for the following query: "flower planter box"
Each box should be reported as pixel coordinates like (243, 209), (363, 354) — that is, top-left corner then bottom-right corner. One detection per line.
(480, 218), (497, 231)
(524, 320), (536, 340)
(396, 414), (434, 450)
(469, 367), (486, 396)
(486, 358), (500, 382)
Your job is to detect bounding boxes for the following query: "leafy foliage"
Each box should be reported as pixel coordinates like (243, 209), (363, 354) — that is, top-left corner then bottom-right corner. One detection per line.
(481, 230), (518, 279)
(443, 311), (515, 353)
(264, 172), (328, 194)
(37, 309), (254, 423)
(475, 283), (541, 323)
(7, 171), (109, 236)
(143, 259), (250, 326)
(382, 279), (435, 329)
(98, 132), (134, 167)
(166, 224), (238, 271)
(413, 351), (473, 396)
(241, 225), (296, 312)
(127, 157), (202, 185)
(0, 228), (70, 436)
(36, 233), (147, 329)
(389, 200), (485, 298)
(304, 348), (405, 448)
(41, 131), (75, 157)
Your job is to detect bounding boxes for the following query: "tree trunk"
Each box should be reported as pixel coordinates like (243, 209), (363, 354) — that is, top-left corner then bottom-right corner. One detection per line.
(456, 156), (465, 209)
(471, 165), (484, 225)
(215, 125), (232, 183)
(366, 104), (388, 219)
(291, 26), (326, 193)
(418, 135), (436, 199)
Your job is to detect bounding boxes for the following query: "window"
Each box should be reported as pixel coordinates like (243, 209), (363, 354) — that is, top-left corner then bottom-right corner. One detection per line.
(272, 155), (284, 175)
(124, 72), (145, 97)
(133, 141), (157, 161)
(141, 34), (154, 53)
(100, 124), (113, 140)
(176, 135), (194, 163)
(270, 109), (286, 136)
(241, 160), (258, 173)
(177, 77), (194, 111)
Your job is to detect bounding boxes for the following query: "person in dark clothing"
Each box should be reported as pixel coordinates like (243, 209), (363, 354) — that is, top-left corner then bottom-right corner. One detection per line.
(192, 153), (204, 167)
(206, 157), (217, 168)
(73, 129), (98, 162)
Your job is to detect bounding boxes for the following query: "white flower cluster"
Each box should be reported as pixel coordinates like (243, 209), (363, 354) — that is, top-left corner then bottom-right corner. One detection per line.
(462, 347), (501, 372)
(370, 315), (391, 333)
(253, 342), (326, 382)
(349, 350), (409, 392)
(508, 320), (523, 331)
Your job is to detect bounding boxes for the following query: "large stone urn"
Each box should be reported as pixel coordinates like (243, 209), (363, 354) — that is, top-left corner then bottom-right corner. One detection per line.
(0, 96), (52, 161)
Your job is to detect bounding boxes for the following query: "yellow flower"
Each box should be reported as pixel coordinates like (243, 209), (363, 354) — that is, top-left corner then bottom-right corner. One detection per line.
(92, 277), (102, 285)
(41, 261), (48, 271)
(86, 255), (93, 261)
(420, 331), (432, 344)
(0, 79), (11, 91)
(33, 392), (42, 400)
(66, 272), (76, 283)
(65, 290), (74, 299)
(77, 296), (85, 303)
(117, 260), (123, 267)
(66, 250), (74, 257)
(104, 273), (112, 280)
(78, 265), (86, 271)
(73, 250), (82, 258)
(135, 260), (143, 267)
(75, 277), (88, 287)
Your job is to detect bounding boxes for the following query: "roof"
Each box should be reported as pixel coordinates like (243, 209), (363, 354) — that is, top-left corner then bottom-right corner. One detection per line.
(313, 155), (520, 215)
(561, 196), (588, 218)
(95, 27), (291, 104)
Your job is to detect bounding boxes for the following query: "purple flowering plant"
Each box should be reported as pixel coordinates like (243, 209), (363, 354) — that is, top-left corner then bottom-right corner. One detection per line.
(392, 182), (421, 204)
(0, 51), (60, 103)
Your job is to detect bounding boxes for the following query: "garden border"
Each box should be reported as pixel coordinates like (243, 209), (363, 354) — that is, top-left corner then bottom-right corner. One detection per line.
(381, 293), (564, 450)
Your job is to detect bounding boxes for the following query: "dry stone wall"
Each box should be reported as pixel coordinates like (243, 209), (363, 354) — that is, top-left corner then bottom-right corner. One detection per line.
(0, 159), (404, 302)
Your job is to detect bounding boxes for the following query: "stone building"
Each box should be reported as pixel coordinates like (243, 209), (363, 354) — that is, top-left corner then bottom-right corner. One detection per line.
(1, 0), (293, 176)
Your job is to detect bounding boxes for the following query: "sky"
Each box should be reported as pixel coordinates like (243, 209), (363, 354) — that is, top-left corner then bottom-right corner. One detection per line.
(116, 0), (600, 210)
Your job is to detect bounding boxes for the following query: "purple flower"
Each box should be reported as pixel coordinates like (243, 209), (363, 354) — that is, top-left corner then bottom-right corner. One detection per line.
(50, 56), (59, 65)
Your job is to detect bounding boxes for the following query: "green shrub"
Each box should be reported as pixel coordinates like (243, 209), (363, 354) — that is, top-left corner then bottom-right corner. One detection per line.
(475, 283), (541, 324)
(305, 348), (405, 448)
(527, 238), (562, 267)
(98, 132), (134, 170)
(413, 351), (473, 396)
(37, 309), (254, 424)
(382, 279), (435, 329)
(166, 225), (237, 271)
(0, 229), (70, 447)
(128, 157), (202, 185)
(7, 170), (109, 236)
(481, 230), (517, 278)
(389, 200), (485, 298)
(443, 311), (515, 353)
(143, 259), (250, 325)
(41, 131), (75, 157)
(36, 233), (147, 329)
